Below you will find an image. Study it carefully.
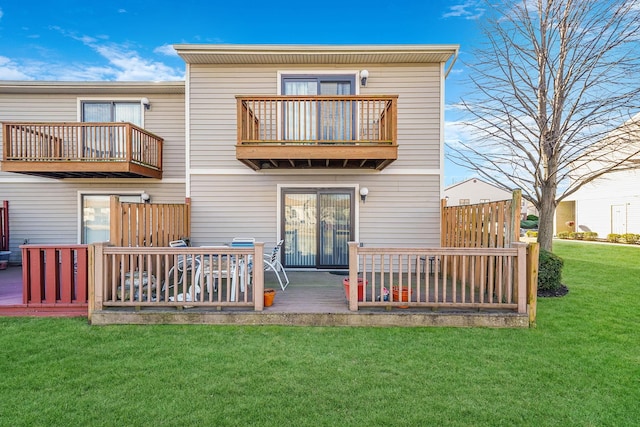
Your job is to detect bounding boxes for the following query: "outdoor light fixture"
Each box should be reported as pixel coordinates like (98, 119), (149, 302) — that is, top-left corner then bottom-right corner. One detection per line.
(360, 70), (369, 87)
(141, 97), (151, 110)
(359, 187), (369, 203)
(141, 192), (151, 203)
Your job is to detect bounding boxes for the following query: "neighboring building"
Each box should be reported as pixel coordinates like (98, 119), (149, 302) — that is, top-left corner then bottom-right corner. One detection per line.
(559, 170), (640, 237)
(557, 113), (640, 237)
(443, 178), (513, 206)
(0, 44), (458, 268)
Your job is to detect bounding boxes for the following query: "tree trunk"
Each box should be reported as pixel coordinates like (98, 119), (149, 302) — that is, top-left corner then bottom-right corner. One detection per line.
(537, 187), (557, 251)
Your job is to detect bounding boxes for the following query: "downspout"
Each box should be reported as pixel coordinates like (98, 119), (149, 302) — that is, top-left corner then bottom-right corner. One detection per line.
(185, 63), (191, 199)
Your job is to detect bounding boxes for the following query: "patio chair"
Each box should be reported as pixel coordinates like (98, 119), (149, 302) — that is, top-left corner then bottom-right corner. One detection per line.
(264, 240), (289, 291)
(229, 238), (255, 300)
(163, 239), (200, 300)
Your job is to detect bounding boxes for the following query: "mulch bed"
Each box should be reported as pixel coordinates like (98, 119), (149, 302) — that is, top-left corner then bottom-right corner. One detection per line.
(538, 284), (569, 298)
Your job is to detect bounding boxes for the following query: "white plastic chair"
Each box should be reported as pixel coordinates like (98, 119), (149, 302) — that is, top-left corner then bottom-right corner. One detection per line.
(229, 238), (255, 301)
(164, 239), (201, 300)
(264, 240), (289, 291)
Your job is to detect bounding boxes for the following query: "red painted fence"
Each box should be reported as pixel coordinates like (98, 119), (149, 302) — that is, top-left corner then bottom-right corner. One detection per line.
(21, 245), (88, 307)
(1, 201), (8, 251)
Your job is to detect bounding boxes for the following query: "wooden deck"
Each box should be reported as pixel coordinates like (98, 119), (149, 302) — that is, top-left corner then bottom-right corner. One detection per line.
(89, 271), (529, 327)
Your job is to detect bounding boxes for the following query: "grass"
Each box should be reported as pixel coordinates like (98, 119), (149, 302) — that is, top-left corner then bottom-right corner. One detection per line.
(1, 241), (638, 426)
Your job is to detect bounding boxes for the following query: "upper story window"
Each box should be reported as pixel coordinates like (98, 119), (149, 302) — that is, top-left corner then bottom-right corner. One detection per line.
(479, 198), (490, 203)
(82, 101), (142, 127)
(459, 199), (471, 205)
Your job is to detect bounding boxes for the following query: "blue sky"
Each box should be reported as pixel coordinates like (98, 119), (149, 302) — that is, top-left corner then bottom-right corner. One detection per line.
(0, 0), (487, 183)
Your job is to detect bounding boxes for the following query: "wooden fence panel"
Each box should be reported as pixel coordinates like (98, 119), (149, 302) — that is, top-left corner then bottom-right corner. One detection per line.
(109, 196), (191, 248)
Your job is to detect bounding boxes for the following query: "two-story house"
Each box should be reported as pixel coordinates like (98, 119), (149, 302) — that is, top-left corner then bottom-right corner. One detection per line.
(1, 44), (458, 269)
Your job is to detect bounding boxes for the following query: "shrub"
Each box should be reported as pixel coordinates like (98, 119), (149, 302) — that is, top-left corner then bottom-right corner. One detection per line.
(557, 231), (570, 239)
(569, 232), (584, 240)
(583, 232), (598, 241)
(607, 233), (621, 243)
(526, 230), (538, 237)
(620, 233), (639, 244)
(538, 249), (564, 291)
(526, 214), (539, 221)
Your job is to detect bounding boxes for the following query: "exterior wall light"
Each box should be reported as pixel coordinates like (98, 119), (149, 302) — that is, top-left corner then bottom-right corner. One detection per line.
(141, 97), (151, 110)
(141, 192), (151, 203)
(359, 187), (369, 203)
(360, 70), (369, 87)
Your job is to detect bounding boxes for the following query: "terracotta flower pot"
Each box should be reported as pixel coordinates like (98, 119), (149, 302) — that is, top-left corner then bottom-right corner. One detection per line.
(264, 288), (276, 307)
(392, 286), (411, 309)
(343, 277), (367, 301)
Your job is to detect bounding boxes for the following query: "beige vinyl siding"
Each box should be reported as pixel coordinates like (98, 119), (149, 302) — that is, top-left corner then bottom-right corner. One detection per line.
(189, 174), (440, 248)
(0, 182), (185, 263)
(188, 63), (442, 170)
(0, 92), (186, 180)
(0, 87), (187, 263)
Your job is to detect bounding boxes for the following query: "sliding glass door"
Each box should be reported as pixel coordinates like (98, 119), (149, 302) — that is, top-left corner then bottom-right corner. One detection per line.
(282, 75), (355, 141)
(282, 188), (354, 268)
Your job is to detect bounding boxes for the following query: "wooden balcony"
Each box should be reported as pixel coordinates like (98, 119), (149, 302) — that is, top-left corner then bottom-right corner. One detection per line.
(2, 122), (163, 179)
(236, 95), (398, 170)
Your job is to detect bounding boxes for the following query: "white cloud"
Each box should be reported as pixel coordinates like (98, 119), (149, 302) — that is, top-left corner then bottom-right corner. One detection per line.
(94, 43), (183, 81)
(442, 1), (485, 20)
(0, 56), (32, 80)
(0, 8), (3, 21)
(154, 44), (179, 57)
(27, 26), (186, 81)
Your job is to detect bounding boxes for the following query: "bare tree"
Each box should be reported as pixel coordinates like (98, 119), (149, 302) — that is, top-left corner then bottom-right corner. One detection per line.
(448, 0), (640, 251)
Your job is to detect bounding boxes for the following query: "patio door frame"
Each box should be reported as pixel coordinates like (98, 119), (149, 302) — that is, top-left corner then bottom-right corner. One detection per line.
(277, 184), (361, 269)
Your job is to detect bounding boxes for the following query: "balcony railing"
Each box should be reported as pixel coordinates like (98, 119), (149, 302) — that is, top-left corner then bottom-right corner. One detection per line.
(2, 122), (163, 179)
(236, 96), (398, 170)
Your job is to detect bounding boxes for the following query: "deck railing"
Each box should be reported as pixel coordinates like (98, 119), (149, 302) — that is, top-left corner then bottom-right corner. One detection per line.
(236, 96), (397, 145)
(20, 245), (89, 307)
(3, 122), (163, 169)
(347, 242), (529, 313)
(90, 243), (265, 313)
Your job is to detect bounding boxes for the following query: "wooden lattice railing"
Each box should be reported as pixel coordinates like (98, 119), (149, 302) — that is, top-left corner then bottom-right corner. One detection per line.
(346, 242), (529, 313)
(3, 122), (163, 169)
(236, 95), (397, 144)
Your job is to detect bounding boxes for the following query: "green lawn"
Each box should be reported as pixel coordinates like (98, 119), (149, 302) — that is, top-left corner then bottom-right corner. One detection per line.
(1, 241), (638, 426)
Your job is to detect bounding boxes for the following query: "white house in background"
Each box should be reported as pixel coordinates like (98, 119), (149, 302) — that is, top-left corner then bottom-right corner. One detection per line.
(557, 113), (640, 237)
(444, 178), (512, 205)
(560, 169), (640, 237)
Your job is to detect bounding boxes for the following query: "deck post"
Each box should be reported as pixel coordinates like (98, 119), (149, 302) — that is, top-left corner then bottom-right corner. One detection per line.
(348, 242), (359, 311)
(254, 243), (265, 311)
(92, 242), (107, 317)
(513, 242), (527, 313)
(526, 242), (540, 326)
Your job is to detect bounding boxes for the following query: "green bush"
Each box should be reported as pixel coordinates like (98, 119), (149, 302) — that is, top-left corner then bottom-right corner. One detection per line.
(583, 232), (598, 241)
(620, 233), (639, 244)
(526, 214), (539, 221)
(557, 231), (570, 239)
(607, 233), (621, 243)
(570, 232), (585, 240)
(525, 230), (538, 237)
(520, 219), (538, 229)
(538, 249), (564, 291)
